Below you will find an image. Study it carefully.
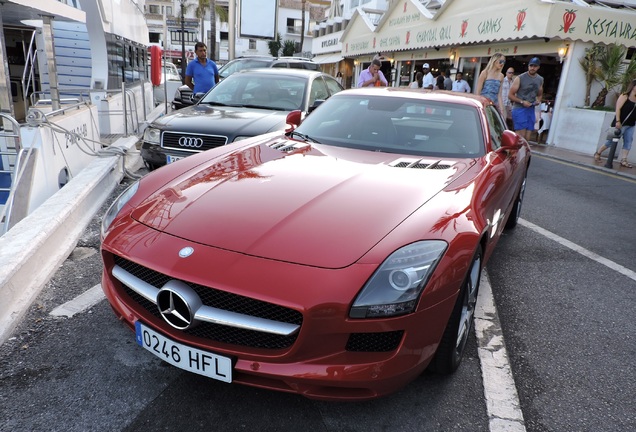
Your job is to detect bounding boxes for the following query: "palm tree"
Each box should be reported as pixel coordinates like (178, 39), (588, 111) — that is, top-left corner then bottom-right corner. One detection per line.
(300, 0), (306, 56)
(619, 56), (636, 94)
(282, 40), (296, 57)
(192, 0), (228, 60)
(591, 44), (626, 107)
(268, 33), (282, 57)
(579, 44), (602, 107)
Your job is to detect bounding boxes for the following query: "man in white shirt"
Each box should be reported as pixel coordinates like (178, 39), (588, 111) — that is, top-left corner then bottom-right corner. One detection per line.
(452, 71), (471, 93)
(501, 67), (515, 128)
(422, 63), (435, 89)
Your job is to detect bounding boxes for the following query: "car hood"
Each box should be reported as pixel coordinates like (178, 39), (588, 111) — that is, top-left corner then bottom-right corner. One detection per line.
(131, 141), (471, 268)
(156, 104), (290, 137)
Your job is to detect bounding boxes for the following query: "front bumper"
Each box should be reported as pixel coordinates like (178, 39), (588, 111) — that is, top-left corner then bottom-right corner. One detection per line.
(101, 221), (459, 401)
(140, 143), (195, 169)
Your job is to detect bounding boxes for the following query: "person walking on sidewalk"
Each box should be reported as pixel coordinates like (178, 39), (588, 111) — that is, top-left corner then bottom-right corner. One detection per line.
(502, 67), (515, 129)
(594, 79), (636, 168)
(508, 57), (543, 141)
(476, 53), (506, 115)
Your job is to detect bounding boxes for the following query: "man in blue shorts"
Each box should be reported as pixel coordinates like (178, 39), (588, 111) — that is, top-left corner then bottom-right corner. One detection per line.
(185, 42), (219, 96)
(508, 57), (544, 140)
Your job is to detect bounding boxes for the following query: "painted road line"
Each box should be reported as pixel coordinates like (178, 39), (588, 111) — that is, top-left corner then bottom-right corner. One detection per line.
(519, 219), (636, 282)
(50, 284), (105, 318)
(476, 271), (527, 432)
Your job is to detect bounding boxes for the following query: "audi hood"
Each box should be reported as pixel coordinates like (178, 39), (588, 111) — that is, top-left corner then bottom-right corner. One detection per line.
(153, 104), (291, 141)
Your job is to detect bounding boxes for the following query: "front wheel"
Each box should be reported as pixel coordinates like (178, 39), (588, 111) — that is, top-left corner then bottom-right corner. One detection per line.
(505, 172), (527, 230)
(429, 245), (482, 374)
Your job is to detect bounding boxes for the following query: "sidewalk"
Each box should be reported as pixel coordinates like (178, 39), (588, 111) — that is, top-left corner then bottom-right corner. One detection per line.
(529, 142), (636, 180)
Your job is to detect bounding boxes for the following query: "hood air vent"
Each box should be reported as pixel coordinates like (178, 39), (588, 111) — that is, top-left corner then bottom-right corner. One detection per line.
(390, 158), (451, 170)
(268, 140), (308, 153)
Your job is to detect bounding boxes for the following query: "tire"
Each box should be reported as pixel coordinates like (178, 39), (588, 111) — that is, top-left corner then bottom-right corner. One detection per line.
(143, 160), (158, 171)
(430, 245), (482, 374)
(505, 172), (527, 230)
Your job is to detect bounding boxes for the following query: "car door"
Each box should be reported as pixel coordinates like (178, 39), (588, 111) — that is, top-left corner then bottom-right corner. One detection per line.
(483, 105), (523, 233)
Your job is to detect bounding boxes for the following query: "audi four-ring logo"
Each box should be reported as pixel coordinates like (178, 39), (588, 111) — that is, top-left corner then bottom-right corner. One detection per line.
(178, 136), (204, 148)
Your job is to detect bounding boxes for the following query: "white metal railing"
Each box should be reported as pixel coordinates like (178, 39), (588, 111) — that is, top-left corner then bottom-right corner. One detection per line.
(0, 114), (23, 234)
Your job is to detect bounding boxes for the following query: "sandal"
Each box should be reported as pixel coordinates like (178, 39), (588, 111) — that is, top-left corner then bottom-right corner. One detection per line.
(594, 152), (602, 162)
(620, 159), (633, 168)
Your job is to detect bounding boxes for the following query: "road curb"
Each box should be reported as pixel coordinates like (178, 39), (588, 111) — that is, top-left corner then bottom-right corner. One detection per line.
(0, 136), (141, 345)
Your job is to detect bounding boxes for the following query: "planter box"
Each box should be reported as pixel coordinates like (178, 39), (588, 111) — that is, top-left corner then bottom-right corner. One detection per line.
(552, 108), (614, 155)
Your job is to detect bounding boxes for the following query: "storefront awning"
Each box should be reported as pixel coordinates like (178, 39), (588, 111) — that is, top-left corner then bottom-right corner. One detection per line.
(341, 0), (636, 57)
(312, 53), (344, 64)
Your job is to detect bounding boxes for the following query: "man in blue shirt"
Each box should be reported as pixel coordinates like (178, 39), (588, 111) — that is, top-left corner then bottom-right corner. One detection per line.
(185, 42), (219, 95)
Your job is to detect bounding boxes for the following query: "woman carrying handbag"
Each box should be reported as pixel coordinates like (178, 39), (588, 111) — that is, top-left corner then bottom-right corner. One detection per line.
(594, 79), (636, 168)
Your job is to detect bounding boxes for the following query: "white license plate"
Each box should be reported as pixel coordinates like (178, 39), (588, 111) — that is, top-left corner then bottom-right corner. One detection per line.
(135, 321), (232, 383)
(166, 154), (183, 164)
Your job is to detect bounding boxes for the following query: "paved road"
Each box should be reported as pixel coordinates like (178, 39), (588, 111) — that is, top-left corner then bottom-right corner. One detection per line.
(1, 155), (634, 431)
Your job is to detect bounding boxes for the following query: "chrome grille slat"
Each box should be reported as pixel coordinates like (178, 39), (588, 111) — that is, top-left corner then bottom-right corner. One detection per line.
(112, 256), (303, 350)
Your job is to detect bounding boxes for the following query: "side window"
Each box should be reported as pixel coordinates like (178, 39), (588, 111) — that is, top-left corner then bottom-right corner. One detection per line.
(309, 78), (329, 107)
(486, 106), (506, 150)
(324, 76), (343, 95)
(289, 62), (304, 69)
(271, 62), (288, 68)
(303, 63), (320, 71)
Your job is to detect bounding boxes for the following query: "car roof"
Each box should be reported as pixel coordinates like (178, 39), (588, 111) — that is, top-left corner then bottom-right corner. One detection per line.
(232, 68), (327, 78)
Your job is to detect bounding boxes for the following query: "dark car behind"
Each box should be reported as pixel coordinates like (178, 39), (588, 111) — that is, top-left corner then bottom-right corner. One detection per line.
(171, 56), (321, 110)
(143, 68), (343, 170)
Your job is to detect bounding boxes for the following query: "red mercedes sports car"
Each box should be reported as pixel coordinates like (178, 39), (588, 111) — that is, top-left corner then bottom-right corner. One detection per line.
(101, 88), (530, 401)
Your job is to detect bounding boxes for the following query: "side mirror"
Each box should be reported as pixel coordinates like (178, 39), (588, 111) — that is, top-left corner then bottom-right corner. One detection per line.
(192, 92), (205, 104)
(285, 110), (302, 132)
(500, 130), (522, 149)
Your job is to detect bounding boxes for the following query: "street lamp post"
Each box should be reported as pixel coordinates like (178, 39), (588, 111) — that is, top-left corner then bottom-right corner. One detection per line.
(180, 0), (186, 84)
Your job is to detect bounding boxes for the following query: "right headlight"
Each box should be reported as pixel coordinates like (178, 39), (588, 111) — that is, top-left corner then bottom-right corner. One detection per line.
(143, 127), (161, 145)
(350, 241), (447, 319)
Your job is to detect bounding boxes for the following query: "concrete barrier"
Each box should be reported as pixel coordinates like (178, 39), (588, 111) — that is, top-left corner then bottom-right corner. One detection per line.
(0, 136), (142, 345)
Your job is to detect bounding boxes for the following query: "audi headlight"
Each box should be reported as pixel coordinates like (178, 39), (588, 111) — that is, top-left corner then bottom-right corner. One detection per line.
(101, 181), (140, 238)
(233, 136), (252, 142)
(350, 241), (447, 318)
(143, 127), (161, 145)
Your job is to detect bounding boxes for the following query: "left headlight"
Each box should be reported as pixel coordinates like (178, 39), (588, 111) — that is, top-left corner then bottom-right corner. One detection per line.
(350, 241), (447, 318)
(143, 127), (161, 145)
(101, 181), (140, 238)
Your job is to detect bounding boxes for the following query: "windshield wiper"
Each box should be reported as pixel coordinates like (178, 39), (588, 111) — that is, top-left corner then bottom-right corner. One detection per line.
(240, 104), (273, 110)
(203, 101), (229, 106)
(289, 131), (321, 144)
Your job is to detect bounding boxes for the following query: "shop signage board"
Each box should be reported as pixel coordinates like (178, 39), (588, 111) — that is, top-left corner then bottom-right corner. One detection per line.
(342, 0), (636, 57)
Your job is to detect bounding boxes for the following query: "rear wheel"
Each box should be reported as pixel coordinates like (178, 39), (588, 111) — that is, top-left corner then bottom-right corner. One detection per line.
(430, 245), (482, 374)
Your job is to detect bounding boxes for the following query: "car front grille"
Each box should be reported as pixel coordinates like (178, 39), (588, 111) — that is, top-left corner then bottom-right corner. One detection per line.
(161, 131), (228, 153)
(113, 255), (302, 350)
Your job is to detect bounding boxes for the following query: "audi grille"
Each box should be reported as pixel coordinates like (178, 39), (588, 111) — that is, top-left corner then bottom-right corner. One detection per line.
(162, 131), (228, 153)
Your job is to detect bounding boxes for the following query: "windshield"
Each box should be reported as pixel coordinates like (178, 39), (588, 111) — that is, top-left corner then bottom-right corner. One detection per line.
(294, 93), (485, 158)
(200, 73), (306, 111)
(218, 58), (273, 79)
